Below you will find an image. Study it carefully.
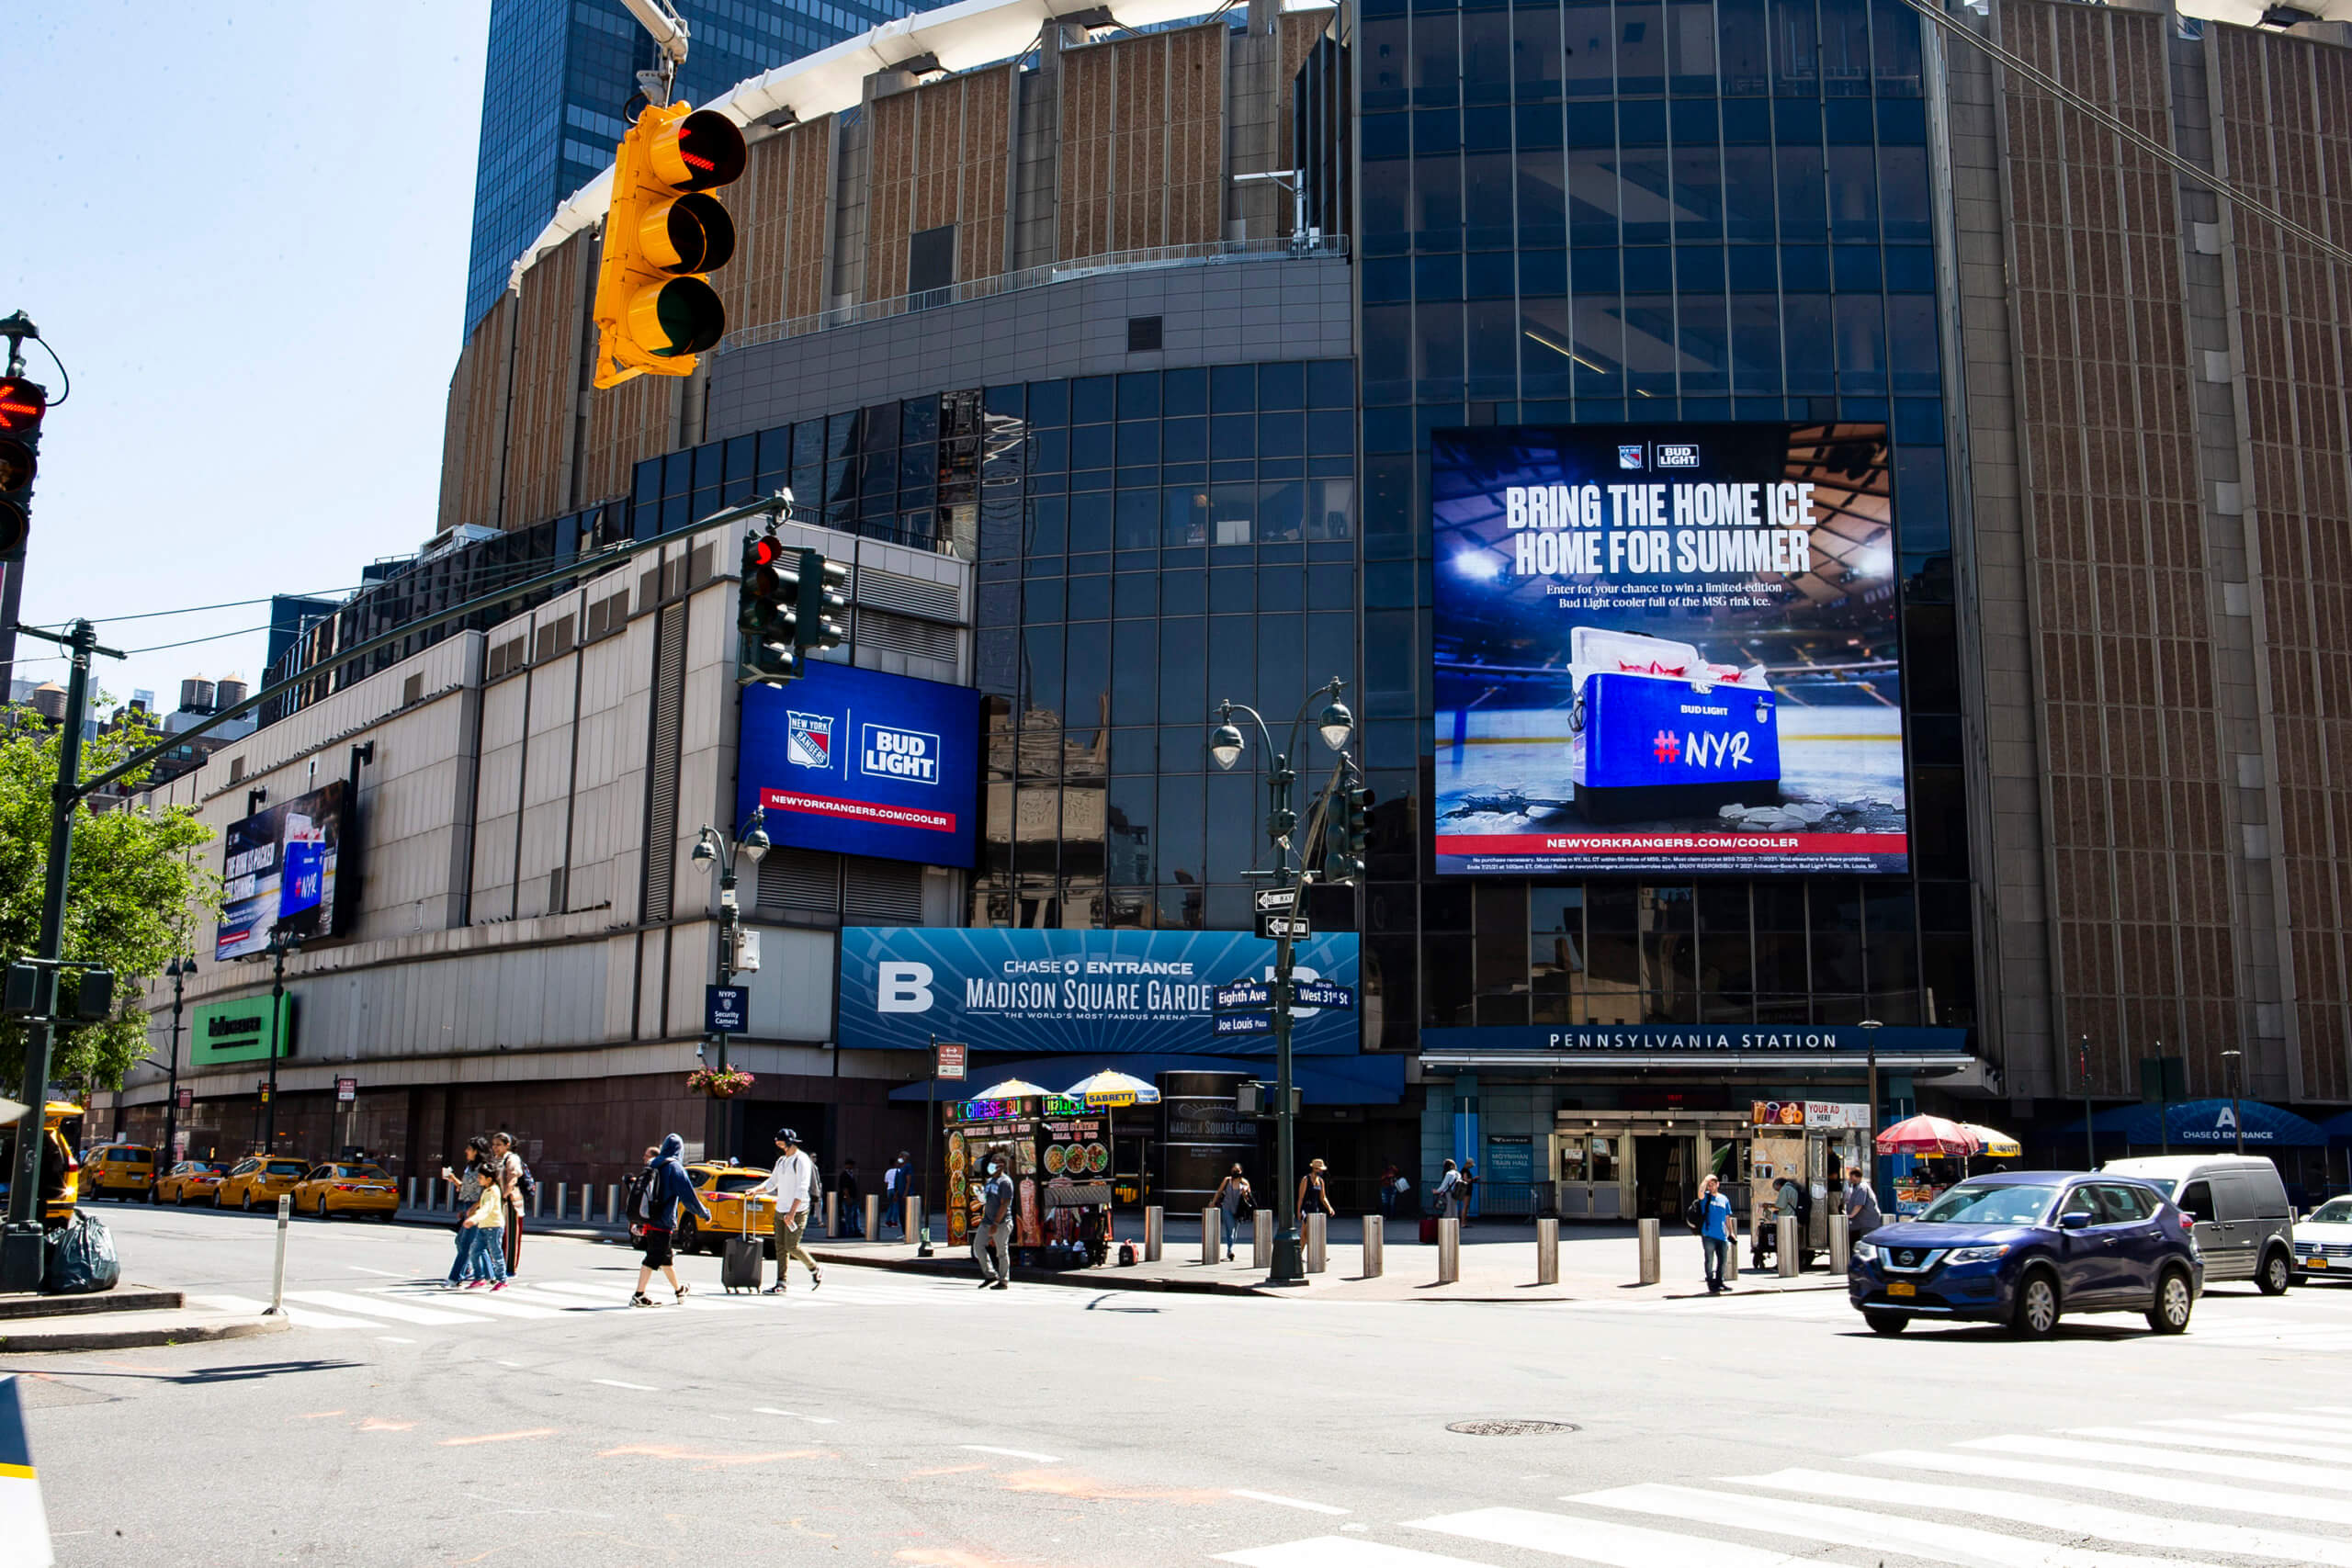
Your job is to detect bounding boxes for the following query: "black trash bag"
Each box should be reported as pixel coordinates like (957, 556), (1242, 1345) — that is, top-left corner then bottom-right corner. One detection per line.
(42, 1210), (120, 1294)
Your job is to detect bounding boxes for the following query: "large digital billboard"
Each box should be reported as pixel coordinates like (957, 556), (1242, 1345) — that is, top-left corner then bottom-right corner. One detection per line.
(836, 927), (1361, 1055)
(1432, 423), (1907, 876)
(738, 662), (982, 869)
(216, 780), (350, 960)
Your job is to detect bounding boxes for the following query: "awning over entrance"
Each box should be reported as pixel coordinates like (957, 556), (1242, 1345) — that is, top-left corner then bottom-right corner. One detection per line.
(1418, 1022), (1975, 1074)
(2324, 1111), (2352, 1143)
(2055, 1098), (2327, 1149)
(886, 1051), (1405, 1106)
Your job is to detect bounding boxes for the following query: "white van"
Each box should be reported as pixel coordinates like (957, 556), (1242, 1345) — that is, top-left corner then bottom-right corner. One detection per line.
(2102, 1155), (2295, 1294)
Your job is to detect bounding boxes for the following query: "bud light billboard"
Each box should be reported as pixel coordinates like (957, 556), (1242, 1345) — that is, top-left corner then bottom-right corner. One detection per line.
(739, 662), (982, 868)
(216, 780), (351, 960)
(1433, 423), (1908, 876)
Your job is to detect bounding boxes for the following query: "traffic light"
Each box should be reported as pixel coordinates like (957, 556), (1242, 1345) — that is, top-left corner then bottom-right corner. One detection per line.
(737, 530), (801, 685)
(0, 375), (47, 558)
(795, 550), (848, 659)
(590, 101), (747, 389)
(1326, 784), (1373, 882)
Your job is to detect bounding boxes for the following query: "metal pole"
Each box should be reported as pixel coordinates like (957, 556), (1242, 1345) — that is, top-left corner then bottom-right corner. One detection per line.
(2081, 1033), (2095, 1169)
(2, 619), (100, 1292)
(265, 939), (288, 1153)
(919, 1036), (937, 1258)
(1860, 1019), (1882, 1210)
(265, 1194), (290, 1313)
(162, 964), (187, 1168)
(2223, 1050), (2244, 1156)
(2157, 1040), (2169, 1156)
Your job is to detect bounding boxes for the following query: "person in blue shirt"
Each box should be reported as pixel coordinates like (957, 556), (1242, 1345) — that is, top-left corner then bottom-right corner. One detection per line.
(1695, 1173), (1737, 1294)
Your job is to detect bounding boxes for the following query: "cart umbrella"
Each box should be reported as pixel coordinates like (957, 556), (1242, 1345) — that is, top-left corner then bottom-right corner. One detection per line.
(1063, 1072), (1161, 1209)
(1874, 1113), (1982, 1157)
(1958, 1122), (2022, 1159)
(972, 1078), (1054, 1100)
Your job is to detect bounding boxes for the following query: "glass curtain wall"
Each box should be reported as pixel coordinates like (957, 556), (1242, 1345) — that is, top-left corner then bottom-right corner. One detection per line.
(1344, 0), (1970, 1049)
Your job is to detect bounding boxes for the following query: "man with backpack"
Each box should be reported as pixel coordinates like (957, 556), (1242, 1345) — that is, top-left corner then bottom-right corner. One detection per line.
(1687, 1174), (1737, 1294)
(630, 1134), (709, 1307)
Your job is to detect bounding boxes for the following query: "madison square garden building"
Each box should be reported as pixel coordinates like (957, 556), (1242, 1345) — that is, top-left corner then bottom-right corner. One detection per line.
(117, 0), (2352, 1217)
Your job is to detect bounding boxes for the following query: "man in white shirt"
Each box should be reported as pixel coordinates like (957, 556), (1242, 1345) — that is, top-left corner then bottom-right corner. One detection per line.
(751, 1126), (823, 1294)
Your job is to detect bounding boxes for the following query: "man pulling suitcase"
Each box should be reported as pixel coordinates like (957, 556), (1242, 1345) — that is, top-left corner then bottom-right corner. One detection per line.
(751, 1127), (824, 1294)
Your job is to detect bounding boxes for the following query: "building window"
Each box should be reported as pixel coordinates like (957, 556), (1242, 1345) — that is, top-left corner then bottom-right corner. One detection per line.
(909, 225), (956, 296)
(1127, 316), (1163, 352)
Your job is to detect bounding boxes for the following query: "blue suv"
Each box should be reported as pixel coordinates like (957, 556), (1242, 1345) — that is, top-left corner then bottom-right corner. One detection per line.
(1849, 1171), (2201, 1338)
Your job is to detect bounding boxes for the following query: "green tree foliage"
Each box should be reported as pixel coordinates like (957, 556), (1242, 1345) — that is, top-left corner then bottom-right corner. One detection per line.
(0, 708), (217, 1091)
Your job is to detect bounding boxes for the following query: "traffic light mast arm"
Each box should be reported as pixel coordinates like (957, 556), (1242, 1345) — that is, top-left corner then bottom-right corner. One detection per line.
(621, 0), (691, 102)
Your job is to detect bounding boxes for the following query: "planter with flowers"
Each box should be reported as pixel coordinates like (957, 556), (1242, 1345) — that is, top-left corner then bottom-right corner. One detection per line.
(687, 1066), (756, 1100)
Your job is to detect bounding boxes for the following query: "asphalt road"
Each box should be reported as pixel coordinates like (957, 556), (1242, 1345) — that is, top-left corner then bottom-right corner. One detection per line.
(12, 1202), (2352, 1568)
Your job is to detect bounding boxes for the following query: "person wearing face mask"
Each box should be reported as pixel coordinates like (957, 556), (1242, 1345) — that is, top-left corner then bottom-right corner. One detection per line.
(972, 1147), (1015, 1291)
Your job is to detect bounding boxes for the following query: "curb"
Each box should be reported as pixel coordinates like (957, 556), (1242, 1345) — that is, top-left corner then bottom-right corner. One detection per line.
(806, 1247), (1274, 1297)
(0, 1314), (290, 1354)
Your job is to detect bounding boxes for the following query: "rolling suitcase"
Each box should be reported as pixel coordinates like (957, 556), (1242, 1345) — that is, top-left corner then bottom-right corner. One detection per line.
(722, 1207), (764, 1293)
(1419, 1216), (1440, 1245)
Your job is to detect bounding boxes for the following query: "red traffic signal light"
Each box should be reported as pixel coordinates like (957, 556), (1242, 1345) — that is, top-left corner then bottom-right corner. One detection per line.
(0, 378), (44, 433)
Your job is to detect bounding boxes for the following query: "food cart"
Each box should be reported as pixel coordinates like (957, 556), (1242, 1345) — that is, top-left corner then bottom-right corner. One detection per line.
(1746, 1099), (1871, 1267)
(944, 1094), (1116, 1268)
(1877, 1112), (1984, 1216)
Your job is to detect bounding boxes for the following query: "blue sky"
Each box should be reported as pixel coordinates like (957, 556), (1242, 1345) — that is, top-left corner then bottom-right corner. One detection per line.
(7, 2), (488, 716)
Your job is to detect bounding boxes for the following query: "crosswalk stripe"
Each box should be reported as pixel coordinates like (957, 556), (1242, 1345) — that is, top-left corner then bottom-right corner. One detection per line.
(1866, 1446), (2352, 1529)
(1967, 1433), (2352, 1493)
(2068, 1423), (2352, 1464)
(1214, 1538), (1479, 1568)
(1568, 1481), (2199, 1568)
(1408, 1506), (1819, 1567)
(1734, 1464), (2352, 1566)
(2161, 1415), (2352, 1441)
(370, 1288), (567, 1320)
(283, 1290), (496, 1325)
(190, 1292), (381, 1329)
(2232, 1410), (2352, 1432)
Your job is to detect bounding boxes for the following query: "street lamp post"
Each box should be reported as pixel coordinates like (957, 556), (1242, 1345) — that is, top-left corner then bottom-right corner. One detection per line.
(262, 931), (300, 1154)
(162, 956), (196, 1168)
(2079, 1032), (2095, 1170)
(2222, 1049), (2244, 1156)
(1209, 677), (1355, 1288)
(689, 809), (769, 1159)
(1858, 1019), (1883, 1207)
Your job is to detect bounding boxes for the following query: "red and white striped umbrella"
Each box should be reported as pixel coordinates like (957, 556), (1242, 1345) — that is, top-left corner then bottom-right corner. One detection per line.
(1874, 1113), (1982, 1157)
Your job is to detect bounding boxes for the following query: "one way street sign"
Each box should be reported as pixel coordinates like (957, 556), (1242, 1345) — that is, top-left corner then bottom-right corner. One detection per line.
(1252, 887), (1296, 912)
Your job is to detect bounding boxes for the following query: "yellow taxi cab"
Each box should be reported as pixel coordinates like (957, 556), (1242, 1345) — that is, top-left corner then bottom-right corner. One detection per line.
(215, 1154), (312, 1211)
(157, 1159), (233, 1205)
(83, 1142), (157, 1201)
(675, 1160), (778, 1256)
(0, 1101), (84, 1227)
(291, 1160), (401, 1221)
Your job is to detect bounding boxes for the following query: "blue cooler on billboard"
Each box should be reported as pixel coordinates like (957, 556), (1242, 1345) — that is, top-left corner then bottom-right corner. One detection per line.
(1567, 627), (1782, 825)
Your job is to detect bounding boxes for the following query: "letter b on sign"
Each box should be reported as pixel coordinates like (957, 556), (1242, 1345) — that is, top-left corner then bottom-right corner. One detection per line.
(877, 961), (934, 1013)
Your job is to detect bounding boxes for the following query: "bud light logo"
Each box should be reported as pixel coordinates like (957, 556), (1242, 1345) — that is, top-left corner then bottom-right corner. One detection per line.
(1616, 444), (1646, 470)
(1657, 443), (1701, 468)
(786, 711), (832, 770)
(859, 724), (940, 784)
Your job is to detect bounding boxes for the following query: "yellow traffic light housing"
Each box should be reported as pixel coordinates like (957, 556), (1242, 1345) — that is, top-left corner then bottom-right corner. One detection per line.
(591, 102), (747, 389)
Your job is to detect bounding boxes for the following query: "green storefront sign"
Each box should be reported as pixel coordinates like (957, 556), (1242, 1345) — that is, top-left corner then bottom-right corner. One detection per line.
(191, 994), (295, 1066)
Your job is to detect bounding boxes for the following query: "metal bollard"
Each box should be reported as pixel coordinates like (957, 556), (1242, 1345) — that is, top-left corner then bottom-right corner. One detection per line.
(1305, 1212), (1327, 1273)
(1362, 1214), (1384, 1278)
(1144, 1206), (1163, 1262)
(1726, 1230), (1740, 1281)
(905, 1196), (922, 1241)
(825, 1191), (839, 1238)
(266, 1195), (292, 1314)
(1201, 1207), (1219, 1265)
(405, 1177), (416, 1210)
(1637, 1216), (1661, 1285)
(1828, 1212), (1850, 1273)
(555, 1181), (567, 1221)
(532, 1183), (544, 1219)
(1777, 1214), (1800, 1277)
(1437, 1217), (1461, 1283)
(1252, 1208), (1272, 1269)
(1536, 1217), (1560, 1285)
(607, 1183), (619, 1224)
(865, 1193), (880, 1241)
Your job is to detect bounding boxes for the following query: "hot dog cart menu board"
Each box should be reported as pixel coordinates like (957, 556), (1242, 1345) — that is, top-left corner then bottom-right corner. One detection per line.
(1041, 1118), (1109, 1184)
(946, 1118), (1035, 1247)
(1431, 423), (1909, 876)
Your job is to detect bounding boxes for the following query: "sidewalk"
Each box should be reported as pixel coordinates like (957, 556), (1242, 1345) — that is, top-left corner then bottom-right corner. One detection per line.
(0, 1287), (288, 1353)
(808, 1214), (1850, 1303)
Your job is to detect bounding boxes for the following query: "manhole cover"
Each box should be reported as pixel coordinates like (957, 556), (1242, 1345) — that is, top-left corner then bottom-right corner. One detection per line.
(1445, 1419), (1581, 1437)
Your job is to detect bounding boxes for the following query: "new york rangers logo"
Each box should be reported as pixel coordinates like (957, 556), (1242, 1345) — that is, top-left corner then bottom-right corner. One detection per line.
(786, 711), (834, 771)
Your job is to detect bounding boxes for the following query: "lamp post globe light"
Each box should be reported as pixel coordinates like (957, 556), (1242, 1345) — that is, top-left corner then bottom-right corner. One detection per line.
(1206, 677), (1356, 1287)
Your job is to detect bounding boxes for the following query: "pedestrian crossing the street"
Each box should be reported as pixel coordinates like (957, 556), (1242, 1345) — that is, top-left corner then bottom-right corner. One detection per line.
(1213, 1405), (2352, 1568)
(189, 1268), (1079, 1338)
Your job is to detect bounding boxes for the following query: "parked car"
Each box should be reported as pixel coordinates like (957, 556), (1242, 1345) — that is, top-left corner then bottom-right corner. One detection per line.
(2291, 1194), (2352, 1283)
(0, 1100), (83, 1227)
(2100, 1155), (2295, 1295)
(156, 1159), (233, 1205)
(82, 1142), (156, 1201)
(215, 1156), (311, 1211)
(1849, 1170), (2201, 1338)
(291, 1161), (401, 1221)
